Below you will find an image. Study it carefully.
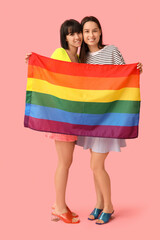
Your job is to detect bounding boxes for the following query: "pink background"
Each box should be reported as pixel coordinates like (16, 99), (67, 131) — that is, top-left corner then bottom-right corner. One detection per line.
(1, 0), (160, 239)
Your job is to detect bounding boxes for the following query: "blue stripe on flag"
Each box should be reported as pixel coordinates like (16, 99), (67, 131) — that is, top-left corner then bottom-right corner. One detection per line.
(25, 104), (139, 127)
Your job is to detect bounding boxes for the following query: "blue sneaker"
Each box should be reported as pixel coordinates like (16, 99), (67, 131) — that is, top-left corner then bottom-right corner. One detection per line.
(96, 211), (114, 225)
(88, 208), (103, 220)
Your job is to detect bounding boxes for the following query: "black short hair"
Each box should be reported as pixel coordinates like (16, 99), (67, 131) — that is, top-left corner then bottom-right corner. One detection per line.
(60, 19), (82, 49)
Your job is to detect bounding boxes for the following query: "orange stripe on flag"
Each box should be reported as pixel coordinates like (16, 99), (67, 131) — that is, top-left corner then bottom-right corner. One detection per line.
(28, 65), (140, 90)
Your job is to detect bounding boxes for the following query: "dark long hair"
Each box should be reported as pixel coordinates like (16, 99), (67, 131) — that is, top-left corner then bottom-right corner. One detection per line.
(60, 19), (82, 49)
(80, 16), (105, 63)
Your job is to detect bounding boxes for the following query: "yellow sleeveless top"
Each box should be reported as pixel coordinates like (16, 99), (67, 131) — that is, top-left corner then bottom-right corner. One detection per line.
(51, 48), (71, 62)
(51, 47), (80, 62)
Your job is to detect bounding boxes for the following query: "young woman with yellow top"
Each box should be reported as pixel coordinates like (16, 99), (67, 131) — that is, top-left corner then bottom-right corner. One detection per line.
(25, 19), (82, 224)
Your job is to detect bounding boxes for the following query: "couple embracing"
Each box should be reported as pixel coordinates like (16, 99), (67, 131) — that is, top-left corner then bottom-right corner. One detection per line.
(25, 16), (143, 224)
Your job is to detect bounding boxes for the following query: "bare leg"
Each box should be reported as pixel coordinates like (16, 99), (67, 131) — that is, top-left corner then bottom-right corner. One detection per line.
(53, 140), (75, 215)
(89, 149), (104, 211)
(93, 174), (104, 209)
(90, 151), (114, 223)
(88, 174), (104, 219)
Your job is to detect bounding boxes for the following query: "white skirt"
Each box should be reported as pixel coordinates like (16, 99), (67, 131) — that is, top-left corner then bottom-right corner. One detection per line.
(76, 136), (126, 153)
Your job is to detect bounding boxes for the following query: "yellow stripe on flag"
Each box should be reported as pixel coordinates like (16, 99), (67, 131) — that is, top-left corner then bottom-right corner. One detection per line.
(27, 78), (140, 102)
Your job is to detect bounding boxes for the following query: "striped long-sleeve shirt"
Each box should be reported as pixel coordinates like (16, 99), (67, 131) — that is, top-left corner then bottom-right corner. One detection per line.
(85, 45), (125, 65)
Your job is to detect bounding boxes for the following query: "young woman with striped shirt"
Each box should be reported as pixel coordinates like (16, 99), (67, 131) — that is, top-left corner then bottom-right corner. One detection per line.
(76, 16), (143, 225)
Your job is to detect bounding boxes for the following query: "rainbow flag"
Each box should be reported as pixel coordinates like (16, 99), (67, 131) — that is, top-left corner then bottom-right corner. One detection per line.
(24, 52), (140, 139)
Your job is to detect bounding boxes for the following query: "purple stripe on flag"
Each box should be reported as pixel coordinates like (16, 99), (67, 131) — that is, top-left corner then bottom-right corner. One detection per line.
(24, 116), (138, 139)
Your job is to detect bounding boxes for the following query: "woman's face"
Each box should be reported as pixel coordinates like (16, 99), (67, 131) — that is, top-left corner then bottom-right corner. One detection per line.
(83, 21), (101, 47)
(66, 30), (83, 49)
